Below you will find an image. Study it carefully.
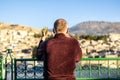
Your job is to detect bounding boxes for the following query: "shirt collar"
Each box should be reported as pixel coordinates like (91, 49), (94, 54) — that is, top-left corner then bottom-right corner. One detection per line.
(54, 33), (66, 39)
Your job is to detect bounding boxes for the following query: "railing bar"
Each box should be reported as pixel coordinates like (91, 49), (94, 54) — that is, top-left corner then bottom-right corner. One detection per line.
(14, 59), (17, 80)
(98, 60), (100, 78)
(34, 60), (35, 79)
(25, 60), (27, 79)
(108, 60), (110, 79)
(82, 58), (120, 60)
(89, 60), (91, 78)
(15, 58), (120, 61)
(15, 58), (37, 61)
(117, 60), (118, 78)
(80, 62), (82, 78)
(1, 59), (2, 79)
(11, 58), (13, 80)
(5, 54), (8, 80)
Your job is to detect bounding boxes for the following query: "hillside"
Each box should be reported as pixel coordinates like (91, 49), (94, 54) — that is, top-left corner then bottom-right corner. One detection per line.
(1, 22), (120, 59)
(70, 21), (120, 35)
(0, 22), (41, 32)
(0, 22), (52, 58)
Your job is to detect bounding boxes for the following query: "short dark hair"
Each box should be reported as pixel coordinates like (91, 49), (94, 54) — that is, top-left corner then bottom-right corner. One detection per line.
(54, 19), (68, 33)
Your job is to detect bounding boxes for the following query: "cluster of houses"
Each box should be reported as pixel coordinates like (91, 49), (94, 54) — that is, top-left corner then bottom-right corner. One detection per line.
(0, 23), (41, 58)
(80, 33), (120, 58)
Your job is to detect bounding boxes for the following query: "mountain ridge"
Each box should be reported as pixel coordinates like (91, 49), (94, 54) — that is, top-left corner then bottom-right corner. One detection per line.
(70, 21), (120, 35)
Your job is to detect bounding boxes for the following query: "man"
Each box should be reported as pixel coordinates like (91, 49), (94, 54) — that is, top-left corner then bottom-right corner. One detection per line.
(37, 19), (82, 80)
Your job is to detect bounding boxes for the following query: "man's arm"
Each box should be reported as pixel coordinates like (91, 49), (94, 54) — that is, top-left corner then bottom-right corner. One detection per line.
(36, 40), (44, 60)
(36, 28), (48, 60)
(75, 40), (82, 62)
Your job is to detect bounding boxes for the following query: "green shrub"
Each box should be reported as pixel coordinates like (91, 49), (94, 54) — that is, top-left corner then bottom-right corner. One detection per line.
(34, 33), (41, 38)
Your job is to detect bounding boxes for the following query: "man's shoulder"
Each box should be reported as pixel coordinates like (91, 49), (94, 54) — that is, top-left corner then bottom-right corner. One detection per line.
(43, 38), (53, 44)
(68, 37), (79, 43)
(45, 36), (79, 44)
(61, 37), (79, 46)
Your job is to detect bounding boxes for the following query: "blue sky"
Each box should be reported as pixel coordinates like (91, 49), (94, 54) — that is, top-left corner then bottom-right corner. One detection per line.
(0, 0), (120, 29)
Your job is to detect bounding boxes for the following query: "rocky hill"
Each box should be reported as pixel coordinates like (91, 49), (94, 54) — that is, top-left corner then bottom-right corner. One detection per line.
(0, 22), (52, 58)
(70, 21), (120, 35)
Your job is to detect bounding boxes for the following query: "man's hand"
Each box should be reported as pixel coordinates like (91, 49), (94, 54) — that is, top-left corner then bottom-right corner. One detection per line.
(41, 27), (48, 41)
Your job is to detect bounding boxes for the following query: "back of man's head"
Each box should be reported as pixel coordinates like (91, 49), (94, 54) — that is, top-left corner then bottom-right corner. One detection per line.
(53, 19), (68, 33)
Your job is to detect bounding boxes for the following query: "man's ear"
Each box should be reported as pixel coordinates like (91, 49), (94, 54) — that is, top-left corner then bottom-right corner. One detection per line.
(53, 28), (55, 33)
(66, 28), (69, 34)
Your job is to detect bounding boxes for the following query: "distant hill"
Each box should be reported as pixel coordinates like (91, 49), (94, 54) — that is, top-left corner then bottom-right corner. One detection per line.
(0, 22), (41, 32)
(70, 21), (120, 35)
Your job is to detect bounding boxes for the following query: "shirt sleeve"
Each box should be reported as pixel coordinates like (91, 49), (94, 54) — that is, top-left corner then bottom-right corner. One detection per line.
(36, 40), (44, 60)
(75, 40), (82, 62)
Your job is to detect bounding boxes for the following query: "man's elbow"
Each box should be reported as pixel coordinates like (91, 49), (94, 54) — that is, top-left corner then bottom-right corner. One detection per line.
(76, 54), (82, 63)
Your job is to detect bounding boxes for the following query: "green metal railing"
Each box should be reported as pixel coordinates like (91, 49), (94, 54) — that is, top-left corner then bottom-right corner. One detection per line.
(14, 58), (43, 80)
(0, 58), (5, 80)
(5, 49), (14, 80)
(13, 58), (120, 80)
(75, 58), (120, 80)
(0, 58), (3, 80)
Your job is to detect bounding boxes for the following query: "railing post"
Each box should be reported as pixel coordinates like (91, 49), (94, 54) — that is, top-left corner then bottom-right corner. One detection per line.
(98, 60), (100, 78)
(34, 59), (35, 79)
(14, 58), (17, 80)
(89, 60), (91, 78)
(5, 49), (13, 80)
(80, 62), (82, 78)
(117, 60), (118, 78)
(108, 60), (110, 79)
(25, 60), (27, 79)
(0, 58), (4, 80)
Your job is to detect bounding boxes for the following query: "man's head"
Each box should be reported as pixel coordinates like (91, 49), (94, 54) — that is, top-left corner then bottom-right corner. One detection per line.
(53, 19), (68, 34)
